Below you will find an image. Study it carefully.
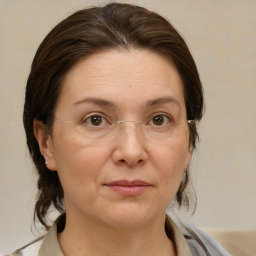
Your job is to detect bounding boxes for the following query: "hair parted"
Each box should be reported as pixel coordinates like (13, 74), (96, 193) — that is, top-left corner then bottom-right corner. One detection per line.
(23, 2), (204, 229)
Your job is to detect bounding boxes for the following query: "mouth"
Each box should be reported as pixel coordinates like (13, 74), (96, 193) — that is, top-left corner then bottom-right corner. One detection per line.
(103, 180), (152, 196)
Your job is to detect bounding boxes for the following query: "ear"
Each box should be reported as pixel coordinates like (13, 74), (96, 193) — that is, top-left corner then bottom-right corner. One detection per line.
(184, 147), (192, 170)
(33, 119), (57, 171)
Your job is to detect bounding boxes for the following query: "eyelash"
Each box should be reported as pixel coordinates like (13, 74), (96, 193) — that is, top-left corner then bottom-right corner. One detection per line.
(80, 112), (175, 126)
(81, 112), (109, 126)
(147, 113), (174, 126)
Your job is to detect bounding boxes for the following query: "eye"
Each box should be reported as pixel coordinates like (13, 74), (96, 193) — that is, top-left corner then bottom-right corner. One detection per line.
(148, 114), (173, 126)
(83, 114), (109, 127)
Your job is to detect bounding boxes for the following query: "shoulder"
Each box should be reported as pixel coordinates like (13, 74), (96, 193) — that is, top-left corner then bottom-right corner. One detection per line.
(6, 215), (65, 256)
(166, 215), (232, 256)
(183, 225), (232, 256)
(5, 237), (43, 256)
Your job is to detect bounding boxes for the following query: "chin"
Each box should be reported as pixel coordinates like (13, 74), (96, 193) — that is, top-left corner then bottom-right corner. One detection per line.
(100, 202), (161, 229)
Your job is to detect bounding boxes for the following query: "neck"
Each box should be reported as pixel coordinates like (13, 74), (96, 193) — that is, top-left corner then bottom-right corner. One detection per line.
(58, 213), (176, 256)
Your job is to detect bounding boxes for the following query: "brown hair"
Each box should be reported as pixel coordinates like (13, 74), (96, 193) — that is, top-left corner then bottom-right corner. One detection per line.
(23, 2), (204, 229)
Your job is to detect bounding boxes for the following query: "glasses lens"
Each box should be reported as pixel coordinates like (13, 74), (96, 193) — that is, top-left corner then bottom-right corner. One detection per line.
(56, 118), (191, 140)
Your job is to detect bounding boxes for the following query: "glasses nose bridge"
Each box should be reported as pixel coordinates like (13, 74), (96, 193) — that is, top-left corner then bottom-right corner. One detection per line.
(116, 120), (143, 134)
(115, 120), (145, 143)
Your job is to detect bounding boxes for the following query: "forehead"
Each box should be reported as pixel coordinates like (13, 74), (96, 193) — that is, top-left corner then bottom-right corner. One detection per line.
(56, 49), (185, 112)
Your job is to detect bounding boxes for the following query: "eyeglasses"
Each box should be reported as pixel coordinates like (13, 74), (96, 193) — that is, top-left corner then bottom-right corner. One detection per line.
(54, 114), (194, 140)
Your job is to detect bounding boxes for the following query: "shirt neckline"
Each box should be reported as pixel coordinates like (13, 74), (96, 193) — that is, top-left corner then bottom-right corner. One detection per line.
(38, 214), (192, 256)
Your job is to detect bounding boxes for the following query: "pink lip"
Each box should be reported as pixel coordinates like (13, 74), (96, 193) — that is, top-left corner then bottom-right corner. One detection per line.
(104, 180), (152, 196)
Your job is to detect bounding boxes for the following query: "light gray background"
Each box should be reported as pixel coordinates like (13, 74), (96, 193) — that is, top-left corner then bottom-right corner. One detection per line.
(1, 0), (255, 254)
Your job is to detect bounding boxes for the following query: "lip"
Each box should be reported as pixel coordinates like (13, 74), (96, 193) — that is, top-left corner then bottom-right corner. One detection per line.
(104, 180), (152, 196)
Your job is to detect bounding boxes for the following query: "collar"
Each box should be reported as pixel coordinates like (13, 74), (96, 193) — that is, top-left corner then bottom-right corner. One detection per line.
(165, 215), (192, 256)
(38, 215), (192, 256)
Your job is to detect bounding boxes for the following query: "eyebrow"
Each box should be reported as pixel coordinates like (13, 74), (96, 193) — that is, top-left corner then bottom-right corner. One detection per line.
(146, 97), (181, 108)
(72, 96), (181, 108)
(73, 97), (115, 107)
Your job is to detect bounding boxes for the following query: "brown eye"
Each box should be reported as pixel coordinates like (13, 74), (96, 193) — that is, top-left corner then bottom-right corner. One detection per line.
(89, 115), (103, 126)
(149, 114), (172, 127)
(152, 115), (164, 126)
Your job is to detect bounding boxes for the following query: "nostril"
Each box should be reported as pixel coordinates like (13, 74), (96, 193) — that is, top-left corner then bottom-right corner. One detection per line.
(118, 159), (143, 165)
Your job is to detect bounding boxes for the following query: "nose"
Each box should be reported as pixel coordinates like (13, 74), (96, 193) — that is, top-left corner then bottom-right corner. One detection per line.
(112, 124), (148, 167)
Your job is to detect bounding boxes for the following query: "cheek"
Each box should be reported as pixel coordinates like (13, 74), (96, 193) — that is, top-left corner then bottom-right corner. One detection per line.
(52, 133), (110, 188)
(154, 141), (189, 173)
(53, 140), (112, 209)
(152, 139), (189, 194)
(154, 150), (186, 208)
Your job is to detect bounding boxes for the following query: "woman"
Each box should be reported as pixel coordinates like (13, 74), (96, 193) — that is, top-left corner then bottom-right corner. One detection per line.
(8, 3), (231, 256)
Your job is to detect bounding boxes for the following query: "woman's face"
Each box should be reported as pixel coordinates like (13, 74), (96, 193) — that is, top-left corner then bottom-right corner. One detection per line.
(41, 49), (191, 228)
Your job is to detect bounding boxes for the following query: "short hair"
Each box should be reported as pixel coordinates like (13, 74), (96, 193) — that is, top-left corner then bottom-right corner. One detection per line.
(23, 2), (204, 228)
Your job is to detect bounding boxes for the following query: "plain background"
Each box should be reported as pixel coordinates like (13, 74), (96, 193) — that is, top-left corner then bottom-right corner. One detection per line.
(0, 0), (255, 254)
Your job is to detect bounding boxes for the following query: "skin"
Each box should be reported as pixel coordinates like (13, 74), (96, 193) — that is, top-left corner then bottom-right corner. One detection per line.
(34, 49), (192, 256)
